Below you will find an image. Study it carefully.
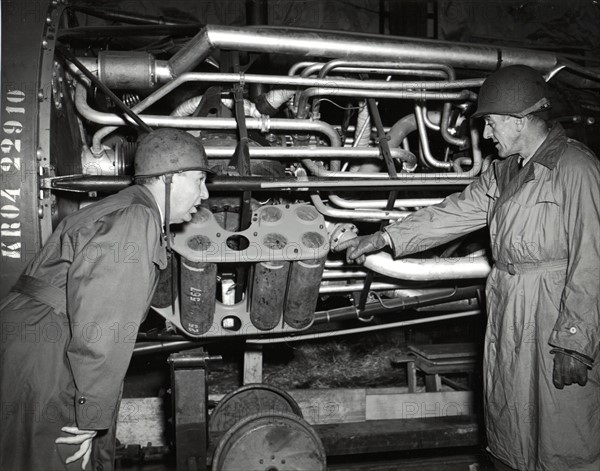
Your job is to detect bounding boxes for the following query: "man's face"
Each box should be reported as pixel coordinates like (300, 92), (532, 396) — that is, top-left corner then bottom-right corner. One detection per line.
(168, 170), (209, 223)
(482, 114), (521, 158)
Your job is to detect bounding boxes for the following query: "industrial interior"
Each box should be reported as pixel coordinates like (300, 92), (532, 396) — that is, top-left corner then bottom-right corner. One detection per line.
(1, 0), (599, 469)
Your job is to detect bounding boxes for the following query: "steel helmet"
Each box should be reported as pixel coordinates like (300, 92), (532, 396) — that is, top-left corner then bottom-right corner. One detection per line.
(134, 128), (213, 177)
(473, 65), (551, 118)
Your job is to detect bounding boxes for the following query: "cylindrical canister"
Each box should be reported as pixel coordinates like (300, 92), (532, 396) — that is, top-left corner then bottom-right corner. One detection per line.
(284, 258), (325, 329)
(250, 261), (290, 330)
(98, 50), (156, 89)
(180, 257), (217, 336)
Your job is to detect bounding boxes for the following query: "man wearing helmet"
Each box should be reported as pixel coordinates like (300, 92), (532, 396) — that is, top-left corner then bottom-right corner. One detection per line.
(337, 65), (599, 470)
(0, 128), (211, 471)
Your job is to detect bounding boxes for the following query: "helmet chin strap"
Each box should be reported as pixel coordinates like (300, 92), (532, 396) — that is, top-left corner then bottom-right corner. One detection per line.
(164, 174), (176, 315)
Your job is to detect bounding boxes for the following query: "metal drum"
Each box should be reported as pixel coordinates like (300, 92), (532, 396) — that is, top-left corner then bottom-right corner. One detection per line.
(180, 255), (217, 335)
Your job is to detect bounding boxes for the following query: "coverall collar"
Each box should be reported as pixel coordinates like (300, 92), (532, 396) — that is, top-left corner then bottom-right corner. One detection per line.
(525, 122), (567, 170)
(135, 184), (164, 227)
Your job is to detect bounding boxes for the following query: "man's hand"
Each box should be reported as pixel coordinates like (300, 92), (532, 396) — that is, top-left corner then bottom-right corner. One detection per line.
(55, 426), (98, 470)
(552, 350), (589, 389)
(334, 231), (389, 264)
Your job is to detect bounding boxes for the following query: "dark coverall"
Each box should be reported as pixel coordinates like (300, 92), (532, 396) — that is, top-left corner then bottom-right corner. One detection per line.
(0, 185), (167, 471)
(384, 124), (600, 470)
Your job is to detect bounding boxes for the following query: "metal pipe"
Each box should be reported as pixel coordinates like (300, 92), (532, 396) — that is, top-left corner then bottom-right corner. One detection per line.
(314, 60), (467, 150)
(303, 65), (449, 78)
(422, 105), (441, 131)
(87, 70), (470, 150)
(414, 103), (451, 169)
(207, 176), (473, 191)
(203, 147), (416, 163)
(363, 251), (491, 280)
(322, 270), (368, 279)
(316, 60), (453, 79)
(319, 282), (402, 294)
(167, 25), (560, 78)
(259, 176), (474, 189)
(288, 61), (319, 76)
(415, 298), (480, 312)
(296, 87), (478, 119)
(311, 193), (411, 220)
(440, 102), (469, 147)
(132, 340), (205, 355)
(76, 83), (341, 146)
(328, 194), (443, 209)
(246, 310), (481, 344)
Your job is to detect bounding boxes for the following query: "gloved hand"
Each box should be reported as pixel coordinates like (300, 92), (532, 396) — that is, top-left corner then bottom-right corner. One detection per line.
(334, 231), (389, 264)
(55, 426), (98, 470)
(551, 349), (590, 389)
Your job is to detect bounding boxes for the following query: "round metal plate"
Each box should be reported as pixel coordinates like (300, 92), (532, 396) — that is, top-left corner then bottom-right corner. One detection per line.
(209, 383), (302, 435)
(212, 411), (326, 471)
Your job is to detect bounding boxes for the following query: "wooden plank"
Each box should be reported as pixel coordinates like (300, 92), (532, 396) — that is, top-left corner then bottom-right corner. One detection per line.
(314, 415), (481, 456)
(116, 398), (167, 447)
(287, 388), (366, 424)
(408, 343), (477, 360)
(242, 344), (263, 384)
(115, 389), (475, 447)
(327, 453), (487, 471)
(366, 391), (474, 421)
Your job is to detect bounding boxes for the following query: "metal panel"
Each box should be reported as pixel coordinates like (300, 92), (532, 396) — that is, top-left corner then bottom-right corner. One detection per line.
(0, 0), (53, 297)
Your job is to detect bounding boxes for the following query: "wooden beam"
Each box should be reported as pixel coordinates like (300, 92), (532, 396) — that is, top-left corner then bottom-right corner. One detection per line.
(314, 415), (481, 456)
(116, 389), (476, 448)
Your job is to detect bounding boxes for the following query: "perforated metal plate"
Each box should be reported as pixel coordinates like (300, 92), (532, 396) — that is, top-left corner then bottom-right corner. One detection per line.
(171, 204), (330, 263)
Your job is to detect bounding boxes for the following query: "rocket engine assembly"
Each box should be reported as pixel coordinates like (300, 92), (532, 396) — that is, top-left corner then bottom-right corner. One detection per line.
(2, 0), (599, 341)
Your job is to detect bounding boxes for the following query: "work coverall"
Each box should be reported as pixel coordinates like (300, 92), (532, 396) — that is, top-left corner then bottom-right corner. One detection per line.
(384, 124), (599, 471)
(0, 184), (167, 471)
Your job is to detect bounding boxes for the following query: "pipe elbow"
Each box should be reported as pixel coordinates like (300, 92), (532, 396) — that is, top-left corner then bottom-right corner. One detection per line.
(363, 251), (491, 280)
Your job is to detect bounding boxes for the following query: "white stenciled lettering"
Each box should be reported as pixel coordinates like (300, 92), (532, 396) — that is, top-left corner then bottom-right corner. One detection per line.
(1, 222), (20, 237)
(1, 89), (25, 262)
(1, 189), (20, 203)
(0, 157), (20, 172)
(1, 241), (21, 258)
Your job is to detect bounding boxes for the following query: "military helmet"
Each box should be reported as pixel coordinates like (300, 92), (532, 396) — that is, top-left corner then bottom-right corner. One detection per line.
(134, 128), (213, 177)
(473, 65), (551, 118)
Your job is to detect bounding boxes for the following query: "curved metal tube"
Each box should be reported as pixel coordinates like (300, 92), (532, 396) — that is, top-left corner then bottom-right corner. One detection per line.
(421, 104), (441, 131)
(76, 83), (341, 145)
(363, 251), (491, 280)
(440, 102), (469, 147)
(316, 60), (453, 79)
(292, 61), (448, 79)
(305, 65), (449, 79)
(414, 103), (451, 169)
(310, 193), (411, 220)
(328, 195), (443, 209)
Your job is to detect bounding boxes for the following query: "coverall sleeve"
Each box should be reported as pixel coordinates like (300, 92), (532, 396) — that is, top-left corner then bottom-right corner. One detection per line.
(549, 149), (600, 360)
(384, 166), (494, 258)
(66, 205), (160, 430)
